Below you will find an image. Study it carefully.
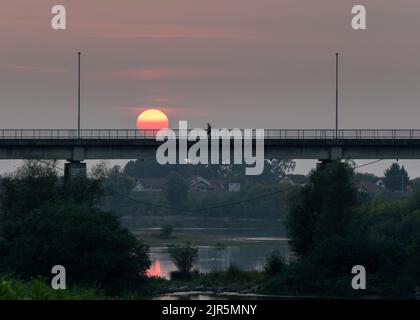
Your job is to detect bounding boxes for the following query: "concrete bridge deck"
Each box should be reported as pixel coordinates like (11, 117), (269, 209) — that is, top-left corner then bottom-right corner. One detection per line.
(1, 129), (420, 161)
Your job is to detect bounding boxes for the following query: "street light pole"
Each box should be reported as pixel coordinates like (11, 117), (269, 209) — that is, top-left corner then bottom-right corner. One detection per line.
(77, 52), (81, 139)
(335, 52), (339, 139)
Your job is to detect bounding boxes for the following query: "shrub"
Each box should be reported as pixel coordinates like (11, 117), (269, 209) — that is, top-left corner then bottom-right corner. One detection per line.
(263, 251), (286, 276)
(159, 225), (173, 239)
(0, 276), (105, 300)
(168, 243), (198, 277)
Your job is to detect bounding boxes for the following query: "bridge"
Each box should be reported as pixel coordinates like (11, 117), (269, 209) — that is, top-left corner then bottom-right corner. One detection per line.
(2, 128), (420, 179)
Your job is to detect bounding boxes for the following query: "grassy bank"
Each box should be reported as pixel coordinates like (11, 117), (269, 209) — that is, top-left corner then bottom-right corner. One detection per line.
(0, 277), (107, 300)
(149, 267), (266, 295)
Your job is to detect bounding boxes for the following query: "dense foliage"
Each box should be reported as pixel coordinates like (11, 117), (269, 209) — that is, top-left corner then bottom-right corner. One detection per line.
(384, 163), (410, 192)
(0, 161), (150, 296)
(267, 161), (420, 297)
(164, 172), (189, 211)
(287, 162), (359, 257)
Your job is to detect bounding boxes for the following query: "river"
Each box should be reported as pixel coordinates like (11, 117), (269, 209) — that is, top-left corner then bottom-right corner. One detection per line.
(148, 237), (289, 279)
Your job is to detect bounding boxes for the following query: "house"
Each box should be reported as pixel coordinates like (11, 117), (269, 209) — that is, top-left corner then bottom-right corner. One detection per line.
(406, 185), (415, 194)
(280, 174), (308, 187)
(357, 181), (383, 194)
(210, 179), (225, 192)
(132, 175), (227, 193)
(188, 175), (212, 192)
(132, 178), (167, 192)
(375, 179), (385, 189)
(228, 182), (241, 192)
(188, 176), (227, 192)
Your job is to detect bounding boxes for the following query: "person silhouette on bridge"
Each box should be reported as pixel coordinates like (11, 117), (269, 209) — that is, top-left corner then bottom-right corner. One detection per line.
(206, 123), (212, 139)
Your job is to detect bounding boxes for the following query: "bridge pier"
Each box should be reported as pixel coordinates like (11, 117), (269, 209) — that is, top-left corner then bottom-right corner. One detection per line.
(316, 159), (332, 169)
(64, 161), (87, 184)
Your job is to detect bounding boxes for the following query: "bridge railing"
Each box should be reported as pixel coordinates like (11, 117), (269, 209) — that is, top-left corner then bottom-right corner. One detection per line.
(2, 129), (420, 139)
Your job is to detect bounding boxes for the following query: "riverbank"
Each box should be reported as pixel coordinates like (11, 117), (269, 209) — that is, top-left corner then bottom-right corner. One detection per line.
(134, 229), (289, 247)
(147, 267), (266, 299)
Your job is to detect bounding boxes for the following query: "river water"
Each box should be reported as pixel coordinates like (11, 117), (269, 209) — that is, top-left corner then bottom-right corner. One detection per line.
(148, 237), (289, 279)
(141, 221), (289, 279)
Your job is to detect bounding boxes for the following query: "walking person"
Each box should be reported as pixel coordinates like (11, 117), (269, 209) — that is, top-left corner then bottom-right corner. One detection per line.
(206, 123), (212, 139)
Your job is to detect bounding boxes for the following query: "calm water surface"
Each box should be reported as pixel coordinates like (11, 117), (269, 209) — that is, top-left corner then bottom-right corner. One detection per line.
(148, 239), (289, 279)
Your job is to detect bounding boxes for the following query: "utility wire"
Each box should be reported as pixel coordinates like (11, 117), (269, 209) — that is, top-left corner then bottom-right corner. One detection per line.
(112, 188), (282, 213)
(36, 160), (282, 213)
(354, 159), (384, 169)
(37, 159), (386, 212)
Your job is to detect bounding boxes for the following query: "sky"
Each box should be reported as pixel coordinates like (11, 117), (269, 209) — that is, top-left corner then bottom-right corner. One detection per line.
(1, 1), (420, 177)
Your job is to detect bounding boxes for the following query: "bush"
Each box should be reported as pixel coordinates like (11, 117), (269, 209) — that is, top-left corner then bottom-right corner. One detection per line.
(0, 276), (105, 300)
(169, 270), (200, 281)
(0, 202), (150, 295)
(225, 264), (249, 282)
(263, 251), (286, 276)
(168, 243), (198, 277)
(192, 265), (264, 289)
(159, 225), (173, 239)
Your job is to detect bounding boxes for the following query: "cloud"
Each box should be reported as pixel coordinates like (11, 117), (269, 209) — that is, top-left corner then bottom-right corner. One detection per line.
(114, 68), (196, 80)
(74, 22), (256, 40)
(122, 106), (210, 118)
(4, 65), (68, 74)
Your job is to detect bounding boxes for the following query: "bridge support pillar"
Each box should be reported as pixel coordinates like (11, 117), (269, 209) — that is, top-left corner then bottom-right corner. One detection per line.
(64, 161), (87, 184)
(316, 159), (332, 169)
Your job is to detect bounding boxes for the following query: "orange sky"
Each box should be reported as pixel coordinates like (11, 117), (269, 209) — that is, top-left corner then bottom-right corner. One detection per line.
(2, 1), (420, 175)
(1, 0), (420, 130)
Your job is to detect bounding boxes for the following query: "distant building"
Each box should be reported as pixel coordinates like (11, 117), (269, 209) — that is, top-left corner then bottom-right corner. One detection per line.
(133, 178), (167, 192)
(228, 182), (241, 192)
(375, 179), (385, 189)
(188, 175), (212, 192)
(210, 179), (225, 192)
(357, 181), (383, 194)
(280, 174), (308, 187)
(406, 185), (415, 194)
(132, 175), (227, 193)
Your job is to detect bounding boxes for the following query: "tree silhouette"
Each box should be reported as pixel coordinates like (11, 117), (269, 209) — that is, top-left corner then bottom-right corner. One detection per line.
(384, 163), (409, 192)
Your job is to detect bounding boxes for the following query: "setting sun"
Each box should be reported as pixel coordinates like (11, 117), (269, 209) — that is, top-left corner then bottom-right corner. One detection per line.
(136, 109), (169, 130)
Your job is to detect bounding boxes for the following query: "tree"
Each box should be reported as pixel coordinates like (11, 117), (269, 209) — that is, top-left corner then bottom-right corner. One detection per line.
(159, 224), (173, 239)
(168, 243), (198, 276)
(286, 162), (359, 257)
(0, 202), (150, 294)
(0, 160), (60, 218)
(90, 163), (136, 212)
(65, 176), (105, 207)
(91, 163), (135, 195)
(0, 160), (151, 295)
(164, 172), (188, 211)
(384, 163), (409, 192)
(0, 160), (105, 217)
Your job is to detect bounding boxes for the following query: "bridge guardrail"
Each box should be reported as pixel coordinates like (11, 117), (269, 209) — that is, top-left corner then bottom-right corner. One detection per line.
(1, 129), (420, 140)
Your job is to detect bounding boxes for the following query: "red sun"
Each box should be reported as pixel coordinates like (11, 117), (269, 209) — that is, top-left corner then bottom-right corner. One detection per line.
(136, 109), (169, 130)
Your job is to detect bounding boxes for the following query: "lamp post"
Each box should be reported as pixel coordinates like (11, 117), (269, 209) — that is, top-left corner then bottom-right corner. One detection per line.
(335, 52), (339, 139)
(77, 52), (81, 139)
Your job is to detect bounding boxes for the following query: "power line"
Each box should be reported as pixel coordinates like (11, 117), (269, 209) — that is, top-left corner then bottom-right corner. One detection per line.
(37, 159), (387, 212)
(113, 188), (282, 213)
(354, 159), (384, 169)
(35, 160), (283, 213)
